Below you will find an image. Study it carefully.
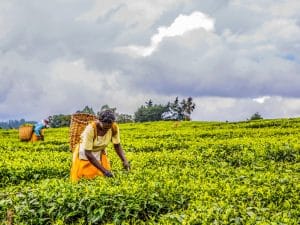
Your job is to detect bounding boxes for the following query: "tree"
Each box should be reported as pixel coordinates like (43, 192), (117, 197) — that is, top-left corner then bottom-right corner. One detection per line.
(162, 97), (196, 121)
(48, 114), (71, 128)
(249, 112), (263, 120)
(76, 105), (95, 115)
(134, 103), (168, 122)
(181, 97), (196, 121)
(0, 119), (36, 129)
(20, 118), (25, 124)
(145, 99), (153, 107)
(163, 97), (184, 120)
(117, 114), (134, 123)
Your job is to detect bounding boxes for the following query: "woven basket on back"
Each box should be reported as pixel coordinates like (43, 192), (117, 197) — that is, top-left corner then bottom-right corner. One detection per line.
(19, 125), (34, 141)
(69, 113), (97, 151)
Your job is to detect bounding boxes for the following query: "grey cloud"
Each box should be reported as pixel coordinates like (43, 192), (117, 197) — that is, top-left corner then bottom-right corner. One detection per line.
(0, 79), (13, 103)
(0, 0), (299, 121)
(113, 25), (300, 97)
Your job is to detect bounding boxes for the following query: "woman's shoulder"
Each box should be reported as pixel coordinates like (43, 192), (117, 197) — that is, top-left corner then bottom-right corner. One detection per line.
(112, 122), (118, 136)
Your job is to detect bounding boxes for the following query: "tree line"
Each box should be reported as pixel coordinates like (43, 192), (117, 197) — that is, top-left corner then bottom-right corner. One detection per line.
(134, 97), (196, 122)
(0, 97), (265, 129)
(0, 119), (36, 129)
(0, 97), (197, 129)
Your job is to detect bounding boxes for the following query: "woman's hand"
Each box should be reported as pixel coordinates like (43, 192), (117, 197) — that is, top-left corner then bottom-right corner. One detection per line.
(123, 161), (131, 171)
(104, 170), (114, 177)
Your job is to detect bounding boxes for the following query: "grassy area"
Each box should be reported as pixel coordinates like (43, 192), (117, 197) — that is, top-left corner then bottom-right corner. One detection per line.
(0, 119), (299, 224)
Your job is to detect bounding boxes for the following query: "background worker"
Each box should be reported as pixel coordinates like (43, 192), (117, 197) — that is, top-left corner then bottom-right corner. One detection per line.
(70, 110), (130, 182)
(31, 119), (49, 142)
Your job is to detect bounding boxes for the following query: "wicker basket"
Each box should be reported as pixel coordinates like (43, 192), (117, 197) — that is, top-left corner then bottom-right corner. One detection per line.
(69, 113), (97, 151)
(19, 125), (34, 141)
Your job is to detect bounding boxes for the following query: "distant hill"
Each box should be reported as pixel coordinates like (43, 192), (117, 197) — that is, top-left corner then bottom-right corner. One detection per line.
(0, 119), (37, 129)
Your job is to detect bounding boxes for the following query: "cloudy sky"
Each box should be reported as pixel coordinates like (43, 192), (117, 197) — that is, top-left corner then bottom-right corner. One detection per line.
(1, 0), (300, 122)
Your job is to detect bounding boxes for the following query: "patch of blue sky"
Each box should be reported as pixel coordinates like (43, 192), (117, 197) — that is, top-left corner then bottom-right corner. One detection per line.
(283, 54), (296, 61)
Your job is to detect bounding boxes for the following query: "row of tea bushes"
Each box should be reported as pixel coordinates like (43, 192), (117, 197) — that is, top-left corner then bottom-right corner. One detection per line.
(0, 118), (299, 224)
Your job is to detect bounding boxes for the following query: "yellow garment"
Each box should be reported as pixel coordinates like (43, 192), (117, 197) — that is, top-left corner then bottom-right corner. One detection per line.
(70, 144), (111, 182)
(70, 122), (119, 182)
(80, 123), (120, 151)
(79, 122), (120, 160)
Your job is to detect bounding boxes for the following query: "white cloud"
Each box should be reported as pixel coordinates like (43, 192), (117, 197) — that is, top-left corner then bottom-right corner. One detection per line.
(193, 96), (300, 121)
(0, 1), (13, 39)
(270, 1), (300, 17)
(116, 11), (215, 57)
(76, 0), (189, 29)
(253, 96), (271, 104)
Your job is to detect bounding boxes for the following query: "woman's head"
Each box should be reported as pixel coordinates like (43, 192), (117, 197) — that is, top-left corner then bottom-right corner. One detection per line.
(43, 119), (50, 128)
(98, 110), (116, 123)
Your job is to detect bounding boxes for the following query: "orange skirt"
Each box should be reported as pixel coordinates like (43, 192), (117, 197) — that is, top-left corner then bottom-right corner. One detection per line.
(30, 133), (44, 142)
(30, 129), (45, 142)
(70, 145), (111, 182)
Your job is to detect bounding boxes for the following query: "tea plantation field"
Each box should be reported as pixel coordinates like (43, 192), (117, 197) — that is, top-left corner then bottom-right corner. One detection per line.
(0, 119), (299, 224)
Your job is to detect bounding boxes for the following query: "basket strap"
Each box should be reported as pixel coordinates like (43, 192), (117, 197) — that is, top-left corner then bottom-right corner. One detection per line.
(91, 121), (118, 141)
(91, 121), (97, 141)
(112, 122), (118, 136)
